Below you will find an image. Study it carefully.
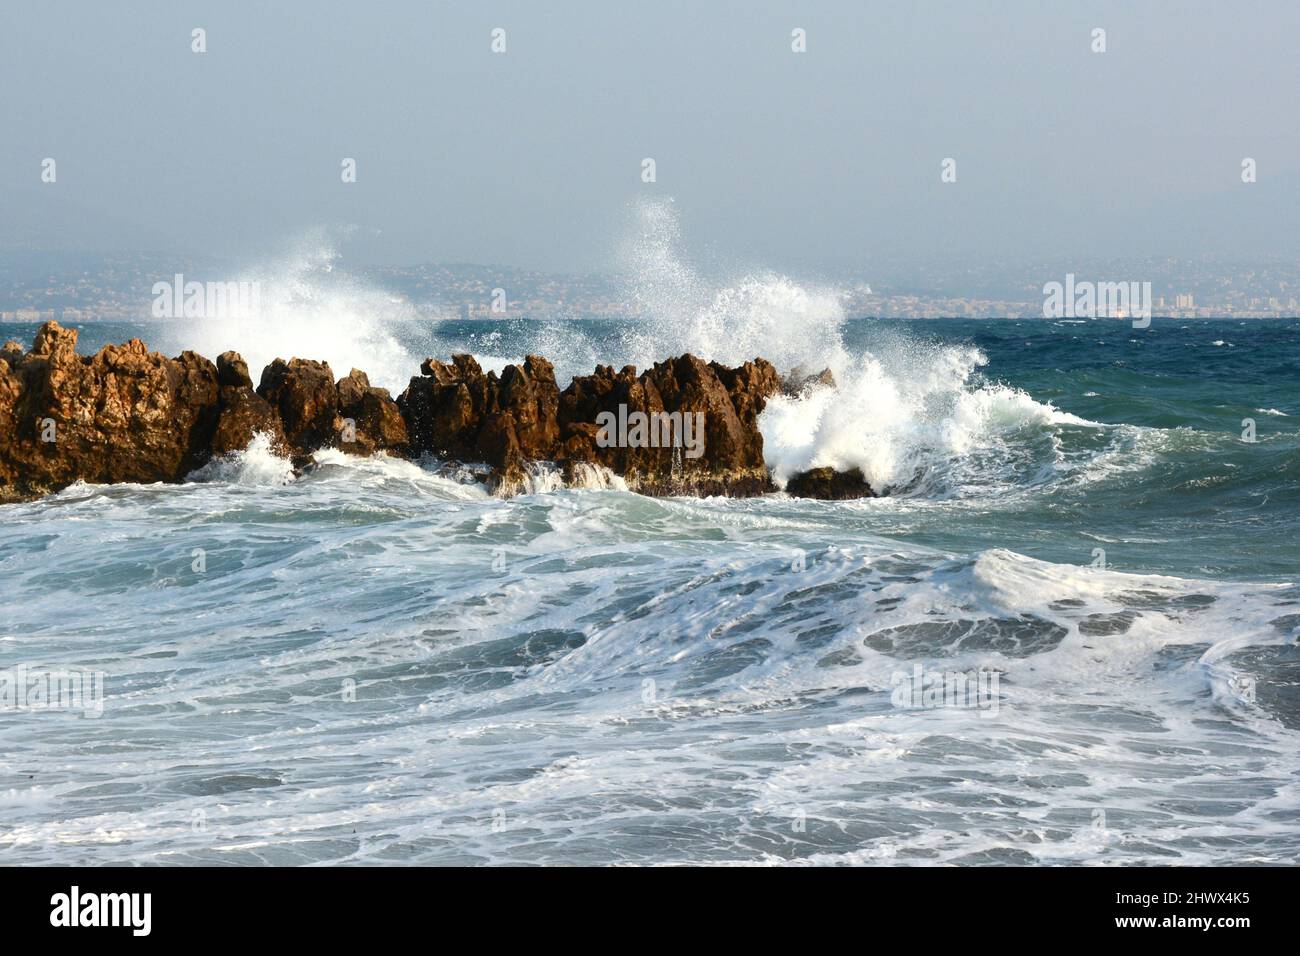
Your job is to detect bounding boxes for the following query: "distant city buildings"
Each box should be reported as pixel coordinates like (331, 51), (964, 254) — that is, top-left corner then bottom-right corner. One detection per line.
(2, 255), (1298, 321)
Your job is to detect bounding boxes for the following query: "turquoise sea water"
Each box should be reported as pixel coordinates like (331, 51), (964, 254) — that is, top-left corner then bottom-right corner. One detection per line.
(1, 315), (1298, 864)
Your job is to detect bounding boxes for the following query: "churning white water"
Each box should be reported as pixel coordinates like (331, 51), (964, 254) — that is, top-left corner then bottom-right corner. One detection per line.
(4, 203), (1297, 865)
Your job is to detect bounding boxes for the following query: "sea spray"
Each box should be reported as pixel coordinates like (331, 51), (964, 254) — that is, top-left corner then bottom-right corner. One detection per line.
(159, 206), (1113, 498)
(607, 199), (1092, 495)
(188, 431), (295, 486)
(158, 230), (440, 393)
(4, 318), (1299, 865)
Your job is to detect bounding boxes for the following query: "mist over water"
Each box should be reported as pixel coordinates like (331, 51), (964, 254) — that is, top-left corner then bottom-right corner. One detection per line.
(157, 229), (437, 393)
(3, 204), (1299, 866)
(154, 199), (1084, 498)
(611, 198), (849, 376)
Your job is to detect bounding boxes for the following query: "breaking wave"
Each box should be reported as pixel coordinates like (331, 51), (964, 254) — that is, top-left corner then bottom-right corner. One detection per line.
(605, 198), (1110, 496)
(156, 203), (1143, 499)
(158, 229), (436, 393)
(188, 431), (295, 486)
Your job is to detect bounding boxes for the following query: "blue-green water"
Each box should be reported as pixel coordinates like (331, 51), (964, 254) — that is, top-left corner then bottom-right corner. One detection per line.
(1, 314), (1298, 865)
(15, 315), (1298, 579)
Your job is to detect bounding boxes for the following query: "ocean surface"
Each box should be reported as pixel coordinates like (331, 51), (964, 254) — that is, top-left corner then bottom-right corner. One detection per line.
(2, 308), (1299, 865)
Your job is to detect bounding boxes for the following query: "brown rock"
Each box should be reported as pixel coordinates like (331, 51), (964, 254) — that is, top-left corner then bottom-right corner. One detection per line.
(499, 355), (560, 459)
(206, 350), (288, 457)
(256, 358), (340, 458)
(399, 355), (482, 459)
(785, 466), (875, 500)
(557, 363), (664, 477)
(336, 369), (408, 456)
(715, 358), (783, 424)
(397, 353), (559, 482)
(216, 351), (252, 389)
(0, 322), (220, 501)
(335, 368), (370, 410)
(555, 354), (781, 496)
(0, 325), (862, 504)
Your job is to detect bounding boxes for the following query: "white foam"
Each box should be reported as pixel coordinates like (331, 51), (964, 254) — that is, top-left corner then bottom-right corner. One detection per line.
(157, 230), (434, 393)
(759, 338), (1099, 491)
(604, 199), (1105, 495)
(160, 206), (1115, 501)
(187, 431), (295, 485)
(612, 198), (848, 376)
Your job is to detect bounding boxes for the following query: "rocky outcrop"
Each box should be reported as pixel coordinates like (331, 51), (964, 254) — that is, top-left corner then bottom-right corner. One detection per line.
(211, 351), (287, 457)
(336, 369), (408, 457)
(0, 324), (413, 500)
(781, 366), (836, 396)
(397, 351), (781, 495)
(785, 466), (875, 500)
(256, 358), (340, 461)
(251, 358), (407, 463)
(0, 322), (875, 502)
(554, 355), (780, 496)
(0, 323), (220, 502)
(397, 353), (559, 483)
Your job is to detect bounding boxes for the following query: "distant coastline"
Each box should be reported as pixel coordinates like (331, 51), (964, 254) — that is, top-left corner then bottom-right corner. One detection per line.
(4, 252), (1300, 322)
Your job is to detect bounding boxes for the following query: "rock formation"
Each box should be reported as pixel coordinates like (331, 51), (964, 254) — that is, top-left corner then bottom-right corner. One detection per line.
(397, 353), (558, 482)
(780, 365), (836, 396)
(0, 322), (875, 503)
(784, 466), (875, 500)
(554, 355), (779, 496)
(335, 369), (408, 458)
(0, 323), (220, 501)
(211, 351), (286, 457)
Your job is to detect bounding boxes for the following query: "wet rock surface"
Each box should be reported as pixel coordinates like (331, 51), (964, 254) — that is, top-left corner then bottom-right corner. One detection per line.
(780, 365), (836, 396)
(555, 355), (781, 496)
(336, 368), (408, 457)
(0, 323), (219, 501)
(784, 466), (876, 500)
(397, 353), (558, 482)
(0, 322), (875, 502)
(212, 351), (287, 457)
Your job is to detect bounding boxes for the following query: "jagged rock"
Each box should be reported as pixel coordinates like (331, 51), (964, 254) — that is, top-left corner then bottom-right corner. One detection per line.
(256, 358), (340, 460)
(646, 354), (773, 491)
(399, 354), (486, 458)
(398, 351), (781, 495)
(557, 363), (662, 477)
(398, 353), (559, 480)
(715, 358), (783, 425)
(556, 354), (781, 496)
(0, 325), (870, 504)
(212, 385), (286, 457)
(499, 356), (560, 459)
(217, 350), (253, 389)
(211, 351), (288, 457)
(336, 369), (407, 456)
(212, 357), (411, 461)
(785, 466), (875, 500)
(335, 368), (370, 410)
(781, 366), (836, 396)
(0, 322), (220, 501)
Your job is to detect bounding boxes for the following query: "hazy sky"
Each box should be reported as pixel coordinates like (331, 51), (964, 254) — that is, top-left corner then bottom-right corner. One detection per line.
(2, 0), (1297, 273)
